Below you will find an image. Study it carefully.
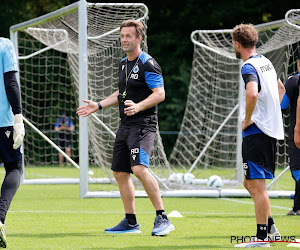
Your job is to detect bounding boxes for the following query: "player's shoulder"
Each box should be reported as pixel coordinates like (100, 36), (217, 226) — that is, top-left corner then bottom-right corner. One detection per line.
(286, 73), (300, 85)
(0, 37), (14, 49)
(120, 56), (128, 63)
(139, 52), (158, 65)
(138, 52), (152, 64)
(66, 117), (72, 123)
(241, 63), (256, 75)
(139, 52), (161, 72)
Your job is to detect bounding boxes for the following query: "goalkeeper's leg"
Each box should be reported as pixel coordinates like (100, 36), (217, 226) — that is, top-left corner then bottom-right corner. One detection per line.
(0, 158), (22, 248)
(0, 159), (23, 224)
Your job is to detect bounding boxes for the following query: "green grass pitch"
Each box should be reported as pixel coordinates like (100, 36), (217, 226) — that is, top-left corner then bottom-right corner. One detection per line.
(3, 184), (298, 249)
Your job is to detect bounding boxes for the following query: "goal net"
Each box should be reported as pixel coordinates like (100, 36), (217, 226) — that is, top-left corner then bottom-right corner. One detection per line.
(10, 1), (170, 191)
(10, 2), (300, 197)
(169, 16), (300, 195)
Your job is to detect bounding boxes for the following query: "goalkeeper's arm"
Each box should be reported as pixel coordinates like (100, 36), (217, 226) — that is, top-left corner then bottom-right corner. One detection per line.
(4, 71), (25, 149)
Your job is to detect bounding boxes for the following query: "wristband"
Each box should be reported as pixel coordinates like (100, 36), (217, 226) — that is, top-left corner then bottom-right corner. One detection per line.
(98, 102), (102, 111)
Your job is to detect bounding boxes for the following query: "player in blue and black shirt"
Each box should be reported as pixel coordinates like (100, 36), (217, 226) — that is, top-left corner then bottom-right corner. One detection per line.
(77, 20), (174, 236)
(0, 38), (25, 247)
(54, 113), (74, 166)
(281, 50), (300, 216)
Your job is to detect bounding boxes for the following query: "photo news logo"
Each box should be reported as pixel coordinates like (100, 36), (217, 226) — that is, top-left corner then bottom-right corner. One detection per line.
(231, 235), (299, 244)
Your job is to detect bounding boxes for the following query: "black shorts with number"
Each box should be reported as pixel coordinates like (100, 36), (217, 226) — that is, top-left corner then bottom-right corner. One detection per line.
(242, 133), (276, 180)
(58, 132), (71, 149)
(0, 127), (22, 163)
(111, 127), (155, 173)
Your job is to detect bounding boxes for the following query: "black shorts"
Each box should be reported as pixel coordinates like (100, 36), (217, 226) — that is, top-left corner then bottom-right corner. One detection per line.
(242, 133), (276, 180)
(111, 127), (155, 173)
(288, 140), (300, 172)
(0, 127), (22, 163)
(58, 133), (71, 149)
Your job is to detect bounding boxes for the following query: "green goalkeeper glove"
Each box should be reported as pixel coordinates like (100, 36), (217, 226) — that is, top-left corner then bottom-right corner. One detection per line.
(13, 114), (25, 150)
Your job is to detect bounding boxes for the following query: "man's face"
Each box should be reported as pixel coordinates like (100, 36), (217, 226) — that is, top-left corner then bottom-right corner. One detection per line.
(120, 26), (141, 53)
(232, 40), (241, 59)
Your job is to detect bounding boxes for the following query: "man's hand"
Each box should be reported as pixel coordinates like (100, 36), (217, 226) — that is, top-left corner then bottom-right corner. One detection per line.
(77, 99), (98, 117)
(13, 114), (25, 149)
(295, 127), (300, 148)
(242, 119), (254, 132)
(124, 100), (141, 116)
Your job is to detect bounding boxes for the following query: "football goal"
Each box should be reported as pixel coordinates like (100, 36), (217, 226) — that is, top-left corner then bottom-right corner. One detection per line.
(10, 2), (300, 198)
(168, 11), (300, 197)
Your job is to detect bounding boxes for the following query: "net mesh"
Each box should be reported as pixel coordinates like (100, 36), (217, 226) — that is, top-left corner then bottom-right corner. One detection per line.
(169, 21), (300, 190)
(17, 3), (170, 186)
(14, 4), (300, 192)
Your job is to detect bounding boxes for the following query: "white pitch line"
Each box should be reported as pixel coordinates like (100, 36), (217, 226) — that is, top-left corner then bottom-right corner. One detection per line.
(221, 198), (291, 210)
(7, 210), (284, 216)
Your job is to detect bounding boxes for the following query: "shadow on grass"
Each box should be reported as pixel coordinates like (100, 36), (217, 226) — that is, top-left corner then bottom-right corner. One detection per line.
(115, 246), (229, 249)
(187, 215), (253, 219)
(83, 245), (231, 249)
(8, 232), (99, 238)
(8, 233), (236, 249)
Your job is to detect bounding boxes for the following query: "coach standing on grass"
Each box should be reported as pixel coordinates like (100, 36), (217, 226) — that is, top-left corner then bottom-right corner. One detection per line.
(281, 51), (300, 216)
(0, 38), (25, 248)
(77, 19), (175, 236)
(232, 24), (285, 248)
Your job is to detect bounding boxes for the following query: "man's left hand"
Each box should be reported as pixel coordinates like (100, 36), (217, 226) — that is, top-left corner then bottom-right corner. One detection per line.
(124, 100), (140, 116)
(13, 114), (25, 149)
(242, 119), (254, 132)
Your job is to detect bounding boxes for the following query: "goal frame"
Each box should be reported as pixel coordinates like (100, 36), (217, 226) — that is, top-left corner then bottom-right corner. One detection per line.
(9, 0), (150, 198)
(186, 17), (298, 197)
(10, 3), (297, 198)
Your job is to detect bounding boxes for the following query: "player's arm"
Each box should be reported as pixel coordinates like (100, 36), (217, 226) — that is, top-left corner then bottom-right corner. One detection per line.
(243, 81), (258, 131)
(77, 90), (119, 117)
(67, 120), (75, 131)
(68, 124), (75, 132)
(124, 86), (165, 116)
(4, 71), (21, 115)
(295, 85), (300, 148)
(3, 41), (25, 149)
(124, 58), (165, 116)
(4, 71), (25, 149)
(277, 79), (285, 103)
(241, 64), (259, 131)
(281, 77), (293, 110)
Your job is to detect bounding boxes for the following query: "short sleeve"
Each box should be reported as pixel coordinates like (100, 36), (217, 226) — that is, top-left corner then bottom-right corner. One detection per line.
(241, 63), (260, 91)
(3, 40), (18, 73)
(144, 59), (164, 89)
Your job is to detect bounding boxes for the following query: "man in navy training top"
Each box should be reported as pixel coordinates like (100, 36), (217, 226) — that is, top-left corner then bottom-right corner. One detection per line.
(232, 24), (285, 248)
(54, 113), (75, 166)
(0, 38), (25, 248)
(281, 50), (300, 216)
(77, 19), (175, 236)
